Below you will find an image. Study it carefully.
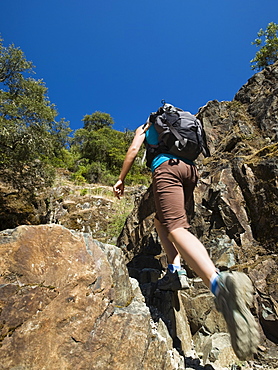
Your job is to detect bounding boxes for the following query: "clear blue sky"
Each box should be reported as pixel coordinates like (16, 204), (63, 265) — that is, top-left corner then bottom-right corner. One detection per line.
(1, 0), (278, 132)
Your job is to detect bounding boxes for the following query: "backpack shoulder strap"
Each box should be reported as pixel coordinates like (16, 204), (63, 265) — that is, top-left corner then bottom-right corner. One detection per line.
(163, 115), (188, 149)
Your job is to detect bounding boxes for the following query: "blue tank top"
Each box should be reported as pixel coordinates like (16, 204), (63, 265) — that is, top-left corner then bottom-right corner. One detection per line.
(145, 124), (195, 172)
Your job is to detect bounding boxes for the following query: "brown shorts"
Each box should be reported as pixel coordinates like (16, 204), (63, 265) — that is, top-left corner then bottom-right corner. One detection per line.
(152, 159), (198, 234)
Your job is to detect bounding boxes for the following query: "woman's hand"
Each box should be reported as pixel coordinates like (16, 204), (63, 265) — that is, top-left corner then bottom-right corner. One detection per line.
(113, 179), (124, 199)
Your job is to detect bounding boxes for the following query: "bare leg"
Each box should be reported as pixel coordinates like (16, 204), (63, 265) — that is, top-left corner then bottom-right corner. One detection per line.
(154, 218), (180, 266)
(168, 227), (216, 287)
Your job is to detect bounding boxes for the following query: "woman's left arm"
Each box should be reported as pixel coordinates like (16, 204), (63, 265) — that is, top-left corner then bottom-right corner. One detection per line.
(113, 124), (146, 198)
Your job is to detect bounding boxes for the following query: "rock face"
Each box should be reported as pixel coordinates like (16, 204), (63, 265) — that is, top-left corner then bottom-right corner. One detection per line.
(234, 62), (278, 140)
(0, 224), (189, 369)
(0, 62), (278, 369)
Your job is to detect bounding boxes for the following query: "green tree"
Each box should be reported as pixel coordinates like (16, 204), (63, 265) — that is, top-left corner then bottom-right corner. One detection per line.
(0, 37), (71, 193)
(72, 125), (149, 185)
(72, 126), (128, 175)
(82, 111), (114, 131)
(250, 22), (278, 71)
(50, 117), (72, 156)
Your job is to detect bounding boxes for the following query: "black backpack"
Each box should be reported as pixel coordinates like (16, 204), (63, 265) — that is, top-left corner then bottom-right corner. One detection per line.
(145, 102), (210, 168)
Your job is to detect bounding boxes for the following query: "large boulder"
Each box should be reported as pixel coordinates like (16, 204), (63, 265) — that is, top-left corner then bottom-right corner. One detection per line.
(0, 225), (188, 369)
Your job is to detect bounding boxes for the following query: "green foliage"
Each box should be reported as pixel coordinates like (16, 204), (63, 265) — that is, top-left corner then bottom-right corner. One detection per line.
(50, 117), (72, 156)
(250, 22), (278, 71)
(82, 111), (114, 131)
(105, 196), (134, 242)
(50, 148), (76, 169)
(84, 161), (115, 185)
(0, 37), (71, 193)
(71, 166), (87, 185)
(0, 38), (33, 83)
(80, 188), (88, 196)
(71, 124), (150, 186)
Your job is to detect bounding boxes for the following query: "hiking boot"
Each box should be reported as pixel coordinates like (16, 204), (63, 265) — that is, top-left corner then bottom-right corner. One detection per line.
(215, 271), (260, 360)
(156, 268), (190, 291)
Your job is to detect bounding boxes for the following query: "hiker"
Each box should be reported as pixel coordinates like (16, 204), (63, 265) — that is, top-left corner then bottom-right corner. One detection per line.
(113, 103), (259, 360)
